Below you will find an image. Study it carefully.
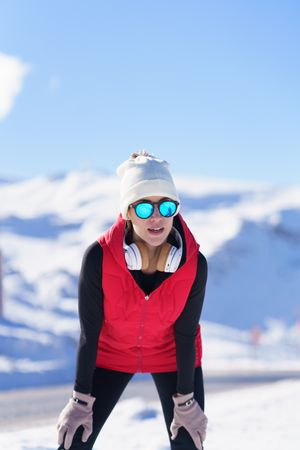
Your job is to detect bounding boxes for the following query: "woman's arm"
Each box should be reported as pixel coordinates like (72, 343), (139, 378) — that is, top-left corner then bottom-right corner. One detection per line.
(174, 252), (208, 394)
(74, 241), (104, 394)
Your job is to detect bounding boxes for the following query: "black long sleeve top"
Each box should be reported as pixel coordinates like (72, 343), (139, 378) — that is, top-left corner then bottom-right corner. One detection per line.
(74, 224), (208, 395)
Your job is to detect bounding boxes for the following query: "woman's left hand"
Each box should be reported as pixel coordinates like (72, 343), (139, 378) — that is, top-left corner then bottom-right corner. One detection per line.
(170, 393), (208, 450)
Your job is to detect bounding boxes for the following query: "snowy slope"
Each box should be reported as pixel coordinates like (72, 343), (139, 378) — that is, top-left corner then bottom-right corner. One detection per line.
(1, 379), (299, 450)
(0, 171), (300, 389)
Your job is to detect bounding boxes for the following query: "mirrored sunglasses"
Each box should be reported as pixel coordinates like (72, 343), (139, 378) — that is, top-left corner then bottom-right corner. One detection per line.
(130, 199), (179, 219)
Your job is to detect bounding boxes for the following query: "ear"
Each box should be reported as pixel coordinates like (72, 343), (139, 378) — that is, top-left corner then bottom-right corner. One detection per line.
(126, 207), (133, 221)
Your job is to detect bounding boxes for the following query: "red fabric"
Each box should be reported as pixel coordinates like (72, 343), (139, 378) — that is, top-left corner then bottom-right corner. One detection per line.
(95, 213), (202, 373)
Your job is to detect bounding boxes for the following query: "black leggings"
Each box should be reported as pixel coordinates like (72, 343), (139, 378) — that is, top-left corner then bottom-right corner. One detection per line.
(58, 366), (204, 450)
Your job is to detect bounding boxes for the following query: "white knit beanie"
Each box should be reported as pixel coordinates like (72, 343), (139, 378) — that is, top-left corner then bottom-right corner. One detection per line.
(116, 151), (180, 219)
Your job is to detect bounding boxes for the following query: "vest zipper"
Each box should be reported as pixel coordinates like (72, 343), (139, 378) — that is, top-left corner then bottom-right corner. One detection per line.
(137, 294), (150, 372)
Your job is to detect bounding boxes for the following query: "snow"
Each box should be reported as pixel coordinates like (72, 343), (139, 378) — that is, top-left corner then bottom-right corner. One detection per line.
(1, 171), (300, 389)
(202, 320), (300, 372)
(0, 379), (299, 450)
(0, 171), (300, 447)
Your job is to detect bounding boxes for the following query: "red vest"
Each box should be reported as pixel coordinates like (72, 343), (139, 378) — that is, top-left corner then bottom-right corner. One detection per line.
(96, 213), (202, 373)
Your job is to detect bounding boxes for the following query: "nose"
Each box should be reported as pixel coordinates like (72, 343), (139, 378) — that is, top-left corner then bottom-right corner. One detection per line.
(151, 204), (161, 219)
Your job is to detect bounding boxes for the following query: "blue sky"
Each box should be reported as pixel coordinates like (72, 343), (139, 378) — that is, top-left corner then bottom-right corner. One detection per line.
(0, 0), (299, 185)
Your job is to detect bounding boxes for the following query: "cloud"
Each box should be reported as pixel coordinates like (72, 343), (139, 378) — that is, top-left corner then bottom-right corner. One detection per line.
(0, 52), (31, 121)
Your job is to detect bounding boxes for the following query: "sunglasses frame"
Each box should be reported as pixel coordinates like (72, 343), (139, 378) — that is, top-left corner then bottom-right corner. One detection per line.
(129, 199), (179, 219)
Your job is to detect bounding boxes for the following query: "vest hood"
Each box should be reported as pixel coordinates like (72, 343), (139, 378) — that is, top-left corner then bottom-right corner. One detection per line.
(99, 213), (200, 272)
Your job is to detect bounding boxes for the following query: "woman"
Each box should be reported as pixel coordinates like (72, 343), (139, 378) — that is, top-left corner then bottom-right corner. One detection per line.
(57, 151), (208, 450)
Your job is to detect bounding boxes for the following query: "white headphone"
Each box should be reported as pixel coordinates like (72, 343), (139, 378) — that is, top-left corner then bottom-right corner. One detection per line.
(123, 227), (183, 273)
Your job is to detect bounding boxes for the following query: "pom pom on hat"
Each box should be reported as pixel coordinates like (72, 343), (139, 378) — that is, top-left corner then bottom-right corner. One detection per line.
(116, 150), (180, 219)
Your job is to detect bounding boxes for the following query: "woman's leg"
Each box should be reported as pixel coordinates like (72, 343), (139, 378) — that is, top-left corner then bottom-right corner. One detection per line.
(58, 367), (133, 450)
(151, 366), (204, 450)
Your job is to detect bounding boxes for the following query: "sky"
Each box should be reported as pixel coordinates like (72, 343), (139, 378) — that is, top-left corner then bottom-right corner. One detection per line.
(0, 0), (299, 185)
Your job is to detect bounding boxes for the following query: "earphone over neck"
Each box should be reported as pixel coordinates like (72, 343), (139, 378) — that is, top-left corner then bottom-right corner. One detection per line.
(123, 226), (183, 273)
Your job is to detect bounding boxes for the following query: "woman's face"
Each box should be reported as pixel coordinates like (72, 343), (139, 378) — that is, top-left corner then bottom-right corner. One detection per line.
(127, 196), (174, 248)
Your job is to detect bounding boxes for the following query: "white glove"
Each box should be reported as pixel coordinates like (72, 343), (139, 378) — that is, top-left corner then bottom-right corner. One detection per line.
(57, 390), (96, 449)
(170, 392), (208, 450)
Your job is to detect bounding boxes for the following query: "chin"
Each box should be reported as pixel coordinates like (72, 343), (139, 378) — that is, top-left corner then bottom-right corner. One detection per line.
(147, 234), (168, 247)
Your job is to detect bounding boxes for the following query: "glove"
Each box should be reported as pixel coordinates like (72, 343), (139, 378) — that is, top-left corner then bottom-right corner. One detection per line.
(57, 390), (96, 450)
(170, 392), (208, 450)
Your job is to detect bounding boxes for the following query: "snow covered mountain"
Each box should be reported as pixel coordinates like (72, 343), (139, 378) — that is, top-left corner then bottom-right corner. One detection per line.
(0, 170), (300, 389)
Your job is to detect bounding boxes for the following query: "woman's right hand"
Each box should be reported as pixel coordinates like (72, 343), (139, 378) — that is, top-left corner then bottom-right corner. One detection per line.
(57, 390), (96, 449)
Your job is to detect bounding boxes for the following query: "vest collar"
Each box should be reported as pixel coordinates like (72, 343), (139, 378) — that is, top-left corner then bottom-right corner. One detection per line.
(100, 213), (199, 270)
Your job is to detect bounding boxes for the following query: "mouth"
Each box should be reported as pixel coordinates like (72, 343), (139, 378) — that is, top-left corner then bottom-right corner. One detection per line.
(147, 227), (164, 235)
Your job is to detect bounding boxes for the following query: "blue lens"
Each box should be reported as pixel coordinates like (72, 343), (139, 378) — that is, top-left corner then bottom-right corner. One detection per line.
(135, 202), (154, 219)
(159, 201), (177, 217)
